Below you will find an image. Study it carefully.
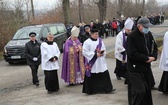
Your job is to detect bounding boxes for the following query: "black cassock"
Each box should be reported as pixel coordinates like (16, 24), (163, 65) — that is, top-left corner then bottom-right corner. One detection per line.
(158, 71), (168, 94)
(44, 70), (59, 92)
(126, 28), (158, 105)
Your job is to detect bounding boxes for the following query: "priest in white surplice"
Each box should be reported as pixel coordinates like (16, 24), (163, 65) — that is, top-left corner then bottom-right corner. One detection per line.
(158, 31), (168, 94)
(41, 33), (60, 94)
(114, 18), (134, 83)
(82, 26), (115, 95)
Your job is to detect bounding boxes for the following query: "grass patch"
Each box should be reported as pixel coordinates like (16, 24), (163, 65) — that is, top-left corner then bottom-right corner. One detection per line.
(106, 51), (115, 59)
(155, 38), (163, 54)
(0, 52), (3, 60)
(158, 46), (163, 54)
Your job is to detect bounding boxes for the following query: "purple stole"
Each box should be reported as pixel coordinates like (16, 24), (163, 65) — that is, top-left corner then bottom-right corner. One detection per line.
(85, 38), (102, 77)
(121, 31), (126, 66)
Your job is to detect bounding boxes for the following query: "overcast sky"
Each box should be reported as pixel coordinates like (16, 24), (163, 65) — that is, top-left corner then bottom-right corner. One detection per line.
(32, 0), (168, 9)
(9, 0), (168, 10)
(157, 0), (168, 5)
(32, 0), (60, 10)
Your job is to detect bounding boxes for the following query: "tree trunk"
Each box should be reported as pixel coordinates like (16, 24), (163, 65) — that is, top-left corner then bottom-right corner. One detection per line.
(96, 0), (107, 23)
(25, 0), (30, 22)
(79, 0), (84, 23)
(30, 0), (34, 19)
(118, 0), (124, 17)
(141, 0), (145, 15)
(62, 0), (70, 25)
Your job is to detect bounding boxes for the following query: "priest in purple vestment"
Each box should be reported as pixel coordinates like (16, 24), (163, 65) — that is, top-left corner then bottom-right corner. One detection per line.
(61, 26), (85, 85)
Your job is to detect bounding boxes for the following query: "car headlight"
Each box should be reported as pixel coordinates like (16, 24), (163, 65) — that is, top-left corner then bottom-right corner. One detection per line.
(4, 47), (7, 53)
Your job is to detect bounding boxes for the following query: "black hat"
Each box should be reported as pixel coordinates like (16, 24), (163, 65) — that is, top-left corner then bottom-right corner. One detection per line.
(137, 17), (153, 27)
(84, 25), (90, 30)
(29, 32), (36, 37)
(90, 26), (98, 33)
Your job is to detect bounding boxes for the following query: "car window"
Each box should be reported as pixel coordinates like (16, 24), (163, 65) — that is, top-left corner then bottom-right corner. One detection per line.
(49, 26), (58, 36)
(13, 27), (41, 40)
(42, 28), (48, 37)
(57, 25), (66, 34)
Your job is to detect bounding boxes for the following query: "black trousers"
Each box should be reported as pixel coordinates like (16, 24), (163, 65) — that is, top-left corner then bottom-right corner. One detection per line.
(112, 28), (118, 36)
(29, 65), (39, 84)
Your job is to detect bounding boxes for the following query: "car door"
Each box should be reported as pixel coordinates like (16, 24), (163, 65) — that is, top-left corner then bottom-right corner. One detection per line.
(48, 25), (62, 50)
(56, 24), (67, 51)
(40, 27), (49, 42)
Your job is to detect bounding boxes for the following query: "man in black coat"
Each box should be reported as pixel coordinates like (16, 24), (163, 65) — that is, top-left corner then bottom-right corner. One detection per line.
(126, 17), (157, 105)
(94, 19), (103, 38)
(25, 32), (41, 86)
(78, 25), (90, 44)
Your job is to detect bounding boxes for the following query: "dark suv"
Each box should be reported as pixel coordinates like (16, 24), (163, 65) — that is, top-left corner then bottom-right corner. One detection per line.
(3, 23), (67, 64)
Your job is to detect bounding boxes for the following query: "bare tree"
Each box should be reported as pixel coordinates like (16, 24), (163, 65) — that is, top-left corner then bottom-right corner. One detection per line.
(141, 0), (145, 15)
(94, 0), (107, 23)
(79, 0), (84, 23)
(62, 0), (71, 25)
(25, 0), (30, 21)
(12, 0), (25, 28)
(118, 0), (124, 17)
(30, 0), (35, 19)
(146, 0), (158, 15)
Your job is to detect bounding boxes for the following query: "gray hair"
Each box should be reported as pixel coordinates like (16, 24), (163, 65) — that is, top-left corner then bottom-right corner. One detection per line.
(47, 32), (54, 37)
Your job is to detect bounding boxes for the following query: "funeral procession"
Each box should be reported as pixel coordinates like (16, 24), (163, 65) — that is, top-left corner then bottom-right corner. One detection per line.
(1, 0), (168, 105)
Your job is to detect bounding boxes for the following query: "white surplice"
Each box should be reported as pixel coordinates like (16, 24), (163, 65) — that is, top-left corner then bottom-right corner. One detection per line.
(82, 38), (107, 73)
(41, 42), (60, 71)
(115, 30), (127, 62)
(159, 31), (168, 71)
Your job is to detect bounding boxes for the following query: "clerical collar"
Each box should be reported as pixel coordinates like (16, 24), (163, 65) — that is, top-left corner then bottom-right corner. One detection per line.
(123, 30), (128, 36)
(125, 33), (128, 36)
(31, 40), (36, 44)
(90, 37), (97, 41)
(46, 41), (53, 45)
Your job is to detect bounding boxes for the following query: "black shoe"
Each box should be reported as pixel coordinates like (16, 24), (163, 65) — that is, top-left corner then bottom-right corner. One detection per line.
(106, 89), (116, 94)
(116, 76), (121, 80)
(35, 82), (39, 86)
(69, 83), (75, 86)
(124, 80), (128, 85)
(152, 87), (158, 90)
(47, 91), (52, 94)
(112, 89), (116, 92)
